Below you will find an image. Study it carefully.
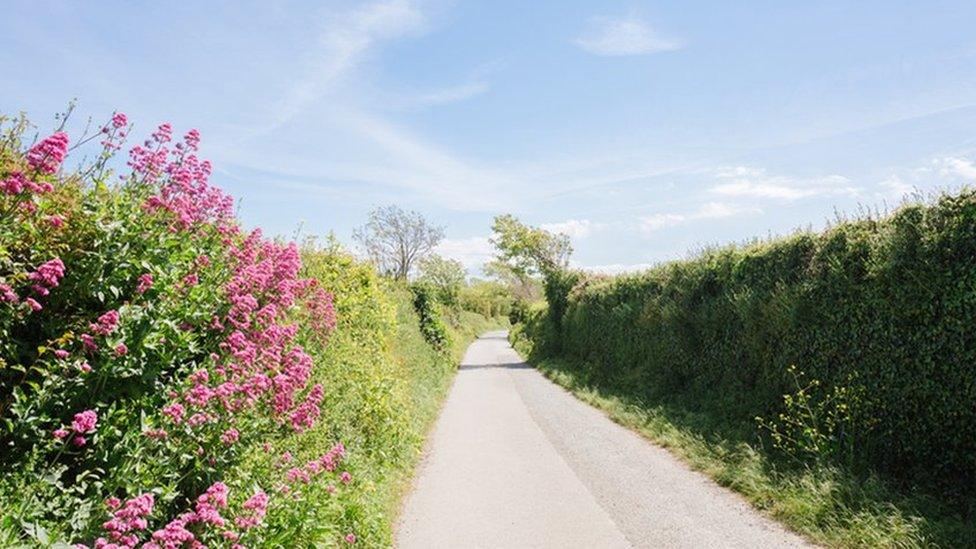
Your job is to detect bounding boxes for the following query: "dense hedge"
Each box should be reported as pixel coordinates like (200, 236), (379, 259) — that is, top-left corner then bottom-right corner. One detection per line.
(525, 190), (976, 492)
(0, 111), (498, 547)
(409, 283), (450, 352)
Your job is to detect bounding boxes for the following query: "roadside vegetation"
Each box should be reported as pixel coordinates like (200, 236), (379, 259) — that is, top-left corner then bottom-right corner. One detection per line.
(0, 109), (505, 548)
(498, 196), (976, 548)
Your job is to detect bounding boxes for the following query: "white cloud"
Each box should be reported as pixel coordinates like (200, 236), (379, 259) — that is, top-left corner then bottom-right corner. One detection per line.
(434, 236), (494, 269)
(638, 201), (755, 235)
(936, 156), (976, 180)
(337, 111), (512, 210)
(877, 175), (915, 199)
(710, 166), (860, 200)
(540, 219), (596, 238)
(639, 213), (686, 232)
(576, 16), (682, 56)
(266, 0), (427, 130)
(410, 81), (489, 107)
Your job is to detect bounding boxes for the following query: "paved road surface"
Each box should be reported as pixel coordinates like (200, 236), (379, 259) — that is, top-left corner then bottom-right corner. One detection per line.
(396, 331), (811, 548)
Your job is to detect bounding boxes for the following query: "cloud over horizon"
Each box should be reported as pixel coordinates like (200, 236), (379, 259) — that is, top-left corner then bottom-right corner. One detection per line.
(576, 16), (682, 56)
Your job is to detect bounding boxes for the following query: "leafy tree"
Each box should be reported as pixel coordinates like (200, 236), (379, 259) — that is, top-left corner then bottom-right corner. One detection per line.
(416, 254), (466, 306)
(353, 205), (444, 281)
(489, 214), (571, 278)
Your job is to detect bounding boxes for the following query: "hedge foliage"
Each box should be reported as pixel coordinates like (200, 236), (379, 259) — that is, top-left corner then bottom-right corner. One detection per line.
(408, 283), (450, 352)
(0, 111), (498, 547)
(523, 190), (976, 493)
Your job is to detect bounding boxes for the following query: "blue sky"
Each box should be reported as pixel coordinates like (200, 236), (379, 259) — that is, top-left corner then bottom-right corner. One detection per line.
(4, 1), (976, 273)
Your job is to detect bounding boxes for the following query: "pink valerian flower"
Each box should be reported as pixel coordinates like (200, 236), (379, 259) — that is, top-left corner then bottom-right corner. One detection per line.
(114, 343), (128, 356)
(194, 482), (229, 527)
(73, 436), (87, 447)
(47, 214), (66, 228)
(162, 402), (185, 424)
(53, 349), (70, 359)
(144, 428), (167, 440)
(90, 310), (120, 335)
(0, 284), (17, 303)
(27, 258), (66, 290)
(53, 428), (69, 440)
(286, 467), (310, 484)
(187, 412), (210, 427)
(135, 273), (153, 294)
(25, 297), (42, 311)
(72, 410), (98, 433)
(289, 383), (324, 432)
(26, 131), (69, 175)
(111, 112), (128, 129)
(345, 533), (357, 544)
(220, 428), (239, 445)
(99, 492), (154, 545)
(303, 283), (337, 339)
(148, 512), (196, 547)
(181, 273), (198, 287)
(79, 362), (93, 373)
(80, 333), (99, 352)
(2, 172), (29, 195)
(183, 129), (201, 151)
(340, 471), (352, 485)
(234, 490), (268, 530)
(105, 497), (122, 510)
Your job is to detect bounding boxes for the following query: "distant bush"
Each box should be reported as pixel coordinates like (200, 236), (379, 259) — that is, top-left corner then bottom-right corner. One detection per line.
(409, 282), (450, 352)
(458, 280), (512, 319)
(516, 190), (976, 494)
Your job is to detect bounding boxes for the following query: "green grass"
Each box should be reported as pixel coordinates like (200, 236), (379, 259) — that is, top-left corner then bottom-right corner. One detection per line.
(523, 353), (974, 548)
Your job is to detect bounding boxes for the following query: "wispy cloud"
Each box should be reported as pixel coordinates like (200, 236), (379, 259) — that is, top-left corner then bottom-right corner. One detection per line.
(435, 236), (494, 269)
(337, 110), (513, 210)
(576, 16), (682, 56)
(266, 0), (427, 130)
(638, 201), (757, 235)
(876, 175), (915, 199)
(410, 81), (489, 107)
(540, 219), (597, 238)
(710, 166), (860, 200)
(936, 156), (976, 179)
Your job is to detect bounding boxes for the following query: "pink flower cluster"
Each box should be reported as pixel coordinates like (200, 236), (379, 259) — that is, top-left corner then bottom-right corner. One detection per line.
(92, 492), (154, 548)
(90, 310), (120, 335)
(26, 131), (69, 175)
(27, 257), (65, 297)
(160, 226), (333, 441)
(304, 285), (337, 339)
(54, 409), (99, 447)
(136, 273), (154, 294)
(0, 283), (18, 303)
(136, 124), (233, 232)
(1, 171), (53, 196)
(284, 443), (347, 486)
(99, 112), (129, 153)
(88, 482), (267, 548)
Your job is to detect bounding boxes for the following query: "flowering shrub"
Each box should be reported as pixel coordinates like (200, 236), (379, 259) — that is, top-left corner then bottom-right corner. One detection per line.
(0, 111), (355, 546)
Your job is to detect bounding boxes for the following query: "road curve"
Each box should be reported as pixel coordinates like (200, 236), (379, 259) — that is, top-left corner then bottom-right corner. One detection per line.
(395, 331), (812, 548)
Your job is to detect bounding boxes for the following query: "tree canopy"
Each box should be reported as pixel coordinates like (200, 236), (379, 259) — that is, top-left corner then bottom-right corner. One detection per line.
(353, 205), (444, 280)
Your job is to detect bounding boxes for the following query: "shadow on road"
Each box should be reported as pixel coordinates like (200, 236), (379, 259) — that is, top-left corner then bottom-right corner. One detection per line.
(459, 361), (533, 371)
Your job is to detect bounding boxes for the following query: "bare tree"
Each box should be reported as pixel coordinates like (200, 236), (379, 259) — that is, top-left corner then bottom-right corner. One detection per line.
(353, 205), (445, 280)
